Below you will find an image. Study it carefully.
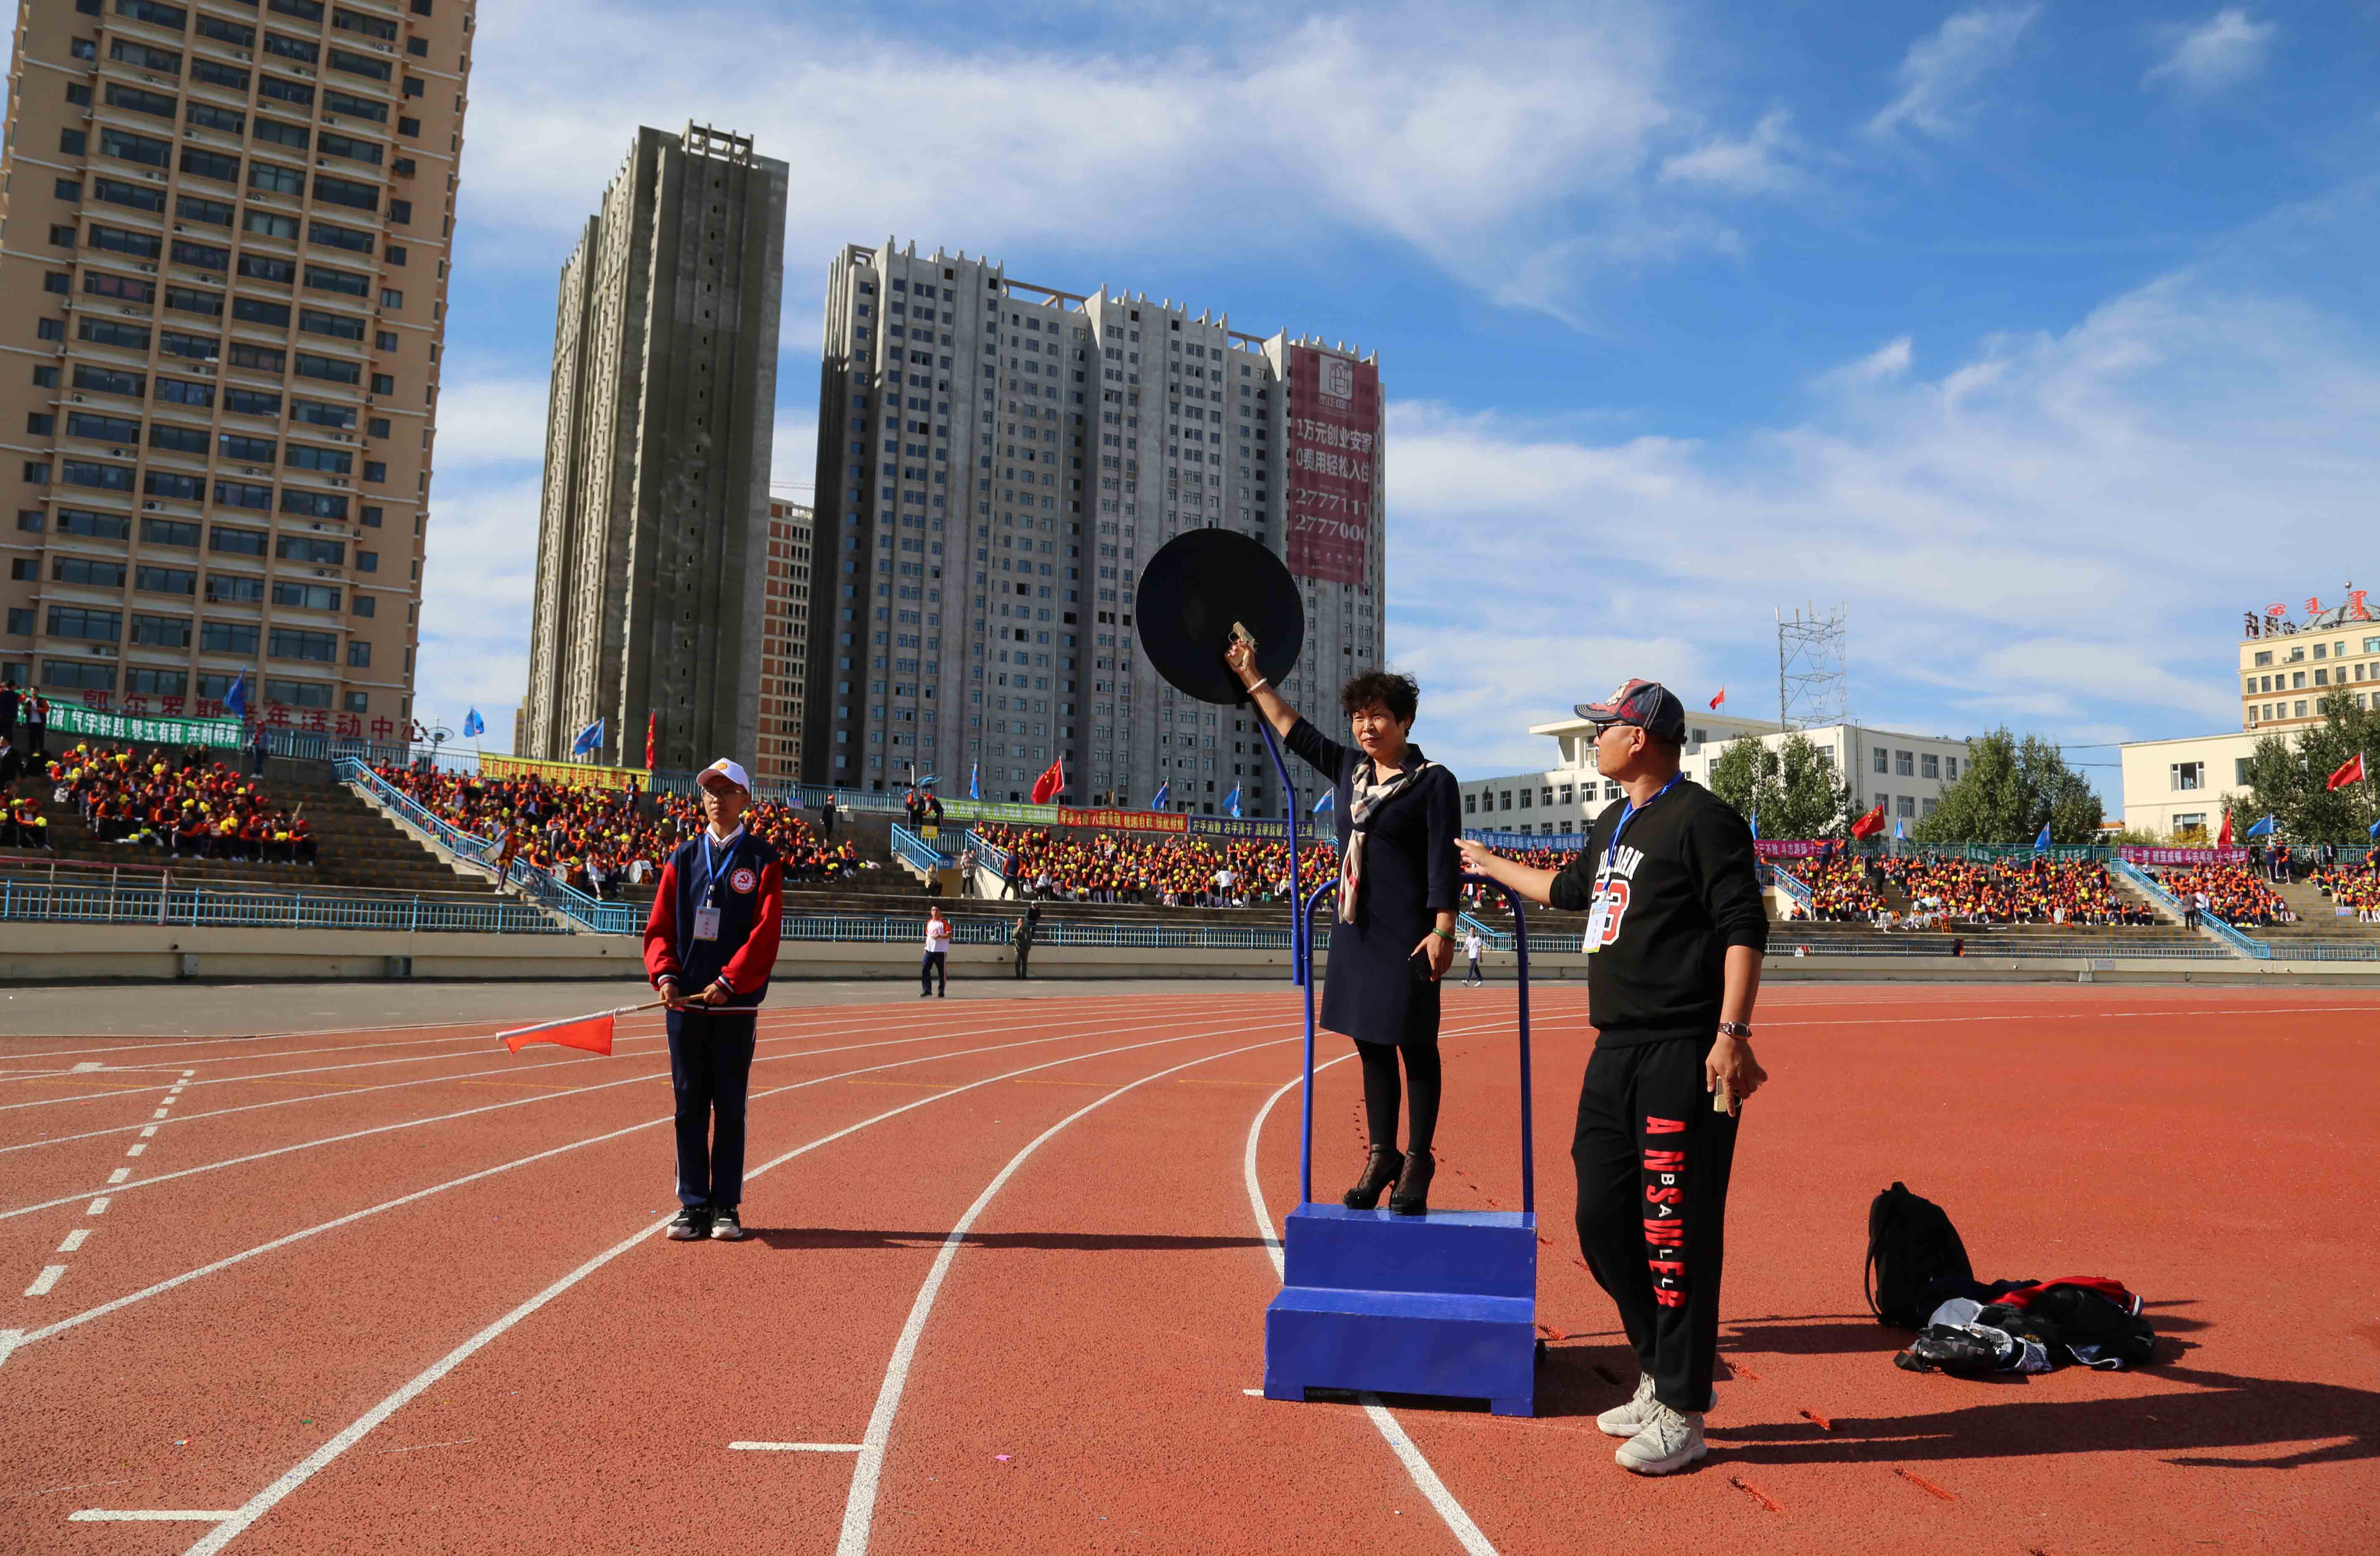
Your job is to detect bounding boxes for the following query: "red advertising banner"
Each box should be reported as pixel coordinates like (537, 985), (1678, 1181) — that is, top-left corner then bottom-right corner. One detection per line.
(1055, 807), (1189, 835)
(2117, 846), (2249, 866)
(1284, 345), (1379, 585)
(1754, 841), (1834, 859)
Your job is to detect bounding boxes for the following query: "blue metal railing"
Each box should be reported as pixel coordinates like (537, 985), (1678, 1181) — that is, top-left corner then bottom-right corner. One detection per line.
(1769, 863), (1814, 910)
(0, 873), (564, 934)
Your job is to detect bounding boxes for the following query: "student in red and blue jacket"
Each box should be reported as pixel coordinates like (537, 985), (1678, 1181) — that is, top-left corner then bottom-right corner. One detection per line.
(643, 758), (782, 1242)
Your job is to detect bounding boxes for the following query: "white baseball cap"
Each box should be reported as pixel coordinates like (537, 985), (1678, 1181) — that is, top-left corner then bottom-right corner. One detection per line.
(696, 758), (751, 794)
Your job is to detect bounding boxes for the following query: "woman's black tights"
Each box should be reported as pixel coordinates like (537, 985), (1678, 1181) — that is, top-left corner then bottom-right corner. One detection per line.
(1357, 1041), (1441, 1157)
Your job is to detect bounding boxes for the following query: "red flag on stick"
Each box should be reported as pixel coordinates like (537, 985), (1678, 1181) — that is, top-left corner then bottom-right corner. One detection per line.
(2327, 753), (2366, 791)
(1030, 756), (1065, 805)
(494, 999), (662, 1057)
(1849, 803), (1886, 840)
(644, 710), (657, 771)
(1709, 687), (1726, 710)
(2217, 810), (2233, 846)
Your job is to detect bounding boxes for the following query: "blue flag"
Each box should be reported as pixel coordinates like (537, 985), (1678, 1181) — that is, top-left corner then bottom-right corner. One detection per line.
(2245, 813), (2277, 838)
(1225, 783), (1241, 819)
(1313, 789), (1334, 813)
(223, 670), (249, 721)
(1747, 810), (1759, 842)
(1150, 781), (1169, 811)
(2369, 817), (2379, 840)
(571, 718), (604, 759)
(969, 761), (980, 801)
(1894, 815), (1906, 841)
(2032, 821), (2052, 849)
(461, 708), (484, 739)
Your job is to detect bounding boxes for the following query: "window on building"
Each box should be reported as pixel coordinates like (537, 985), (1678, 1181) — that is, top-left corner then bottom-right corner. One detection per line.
(2171, 761), (2205, 791)
(1872, 746), (1889, 774)
(1894, 750), (1914, 777)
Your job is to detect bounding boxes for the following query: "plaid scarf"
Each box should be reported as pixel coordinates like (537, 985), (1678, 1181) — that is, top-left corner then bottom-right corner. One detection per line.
(1339, 752), (1432, 924)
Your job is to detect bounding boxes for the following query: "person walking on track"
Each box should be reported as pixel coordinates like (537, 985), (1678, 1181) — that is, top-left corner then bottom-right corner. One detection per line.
(643, 758), (783, 1243)
(1228, 642), (1461, 1217)
(922, 904), (951, 997)
(1463, 925), (1486, 986)
(1459, 678), (1768, 1477)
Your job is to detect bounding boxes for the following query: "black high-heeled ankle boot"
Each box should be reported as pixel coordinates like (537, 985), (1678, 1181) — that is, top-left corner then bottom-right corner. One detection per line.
(1389, 1151), (1435, 1216)
(1342, 1145), (1404, 1209)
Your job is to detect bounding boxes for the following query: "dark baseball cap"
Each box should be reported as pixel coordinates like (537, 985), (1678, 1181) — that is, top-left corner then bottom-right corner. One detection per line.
(1576, 678), (1687, 743)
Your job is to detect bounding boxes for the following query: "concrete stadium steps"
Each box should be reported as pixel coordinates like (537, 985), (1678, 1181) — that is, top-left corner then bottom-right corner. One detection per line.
(1766, 920), (2215, 956)
(19, 766), (496, 897)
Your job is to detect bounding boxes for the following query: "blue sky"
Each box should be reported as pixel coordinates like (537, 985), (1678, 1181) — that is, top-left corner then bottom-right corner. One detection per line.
(21, 3), (2372, 783)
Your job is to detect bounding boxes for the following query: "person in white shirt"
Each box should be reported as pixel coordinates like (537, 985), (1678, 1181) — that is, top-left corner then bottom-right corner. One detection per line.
(921, 905), (952, 998)
(1463, 927), (1486, 987)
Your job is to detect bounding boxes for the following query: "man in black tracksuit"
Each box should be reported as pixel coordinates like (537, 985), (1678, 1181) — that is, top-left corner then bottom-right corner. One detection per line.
(1461, 679), (1768, 1477)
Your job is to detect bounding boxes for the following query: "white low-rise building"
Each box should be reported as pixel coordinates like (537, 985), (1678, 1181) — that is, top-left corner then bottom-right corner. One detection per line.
(1458, 709), (1975, 838)
(2117, 730), (2266, 841)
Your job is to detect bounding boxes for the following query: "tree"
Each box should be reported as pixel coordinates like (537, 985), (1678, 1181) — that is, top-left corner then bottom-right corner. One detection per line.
(1705, 731), (1853, 838)
(2221, 691), (2380, 842)
(1911, 727), (2104, 845)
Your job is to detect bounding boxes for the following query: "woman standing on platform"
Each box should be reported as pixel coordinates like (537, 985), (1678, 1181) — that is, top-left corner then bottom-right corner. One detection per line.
(1226, 644), (1460, 1215)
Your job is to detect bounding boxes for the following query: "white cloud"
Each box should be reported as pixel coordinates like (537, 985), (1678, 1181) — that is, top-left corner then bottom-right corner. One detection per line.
(2146, 9), (2275, 93)
(1818, 335), (1915, 389)
(1384, 266), (2380, 775)
(1866, 6), (2040, 139)
(1659, 108), (1803, 195)
(456, 1), (1710, 321)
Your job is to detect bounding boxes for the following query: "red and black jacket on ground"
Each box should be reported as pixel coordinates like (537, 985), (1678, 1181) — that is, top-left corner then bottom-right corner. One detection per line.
(643, 829), (784, 1009)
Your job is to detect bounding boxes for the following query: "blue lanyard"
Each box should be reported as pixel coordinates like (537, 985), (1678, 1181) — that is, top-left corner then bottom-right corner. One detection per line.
(698, 832), (737, 905)
(1604, 773), (1681, 871)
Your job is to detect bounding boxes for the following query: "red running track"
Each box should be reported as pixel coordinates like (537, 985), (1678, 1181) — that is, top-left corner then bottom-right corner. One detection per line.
(1, 983), (2376, 1554)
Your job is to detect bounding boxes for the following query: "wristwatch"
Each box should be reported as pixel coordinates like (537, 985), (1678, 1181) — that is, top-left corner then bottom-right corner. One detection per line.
(1717, 1021), (1753, 1038)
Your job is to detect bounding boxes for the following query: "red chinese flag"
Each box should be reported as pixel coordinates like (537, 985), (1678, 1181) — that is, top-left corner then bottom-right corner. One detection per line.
(497, 1013), (614, 1056)
(1709, 687), (1725, 710)
(1849, 803), (1886, 840)
(2217, 810), (2233, 846)
(1030, 757), (1065, 805)
(2327, 753), (2366, 791)
(644, 710), (657, 771)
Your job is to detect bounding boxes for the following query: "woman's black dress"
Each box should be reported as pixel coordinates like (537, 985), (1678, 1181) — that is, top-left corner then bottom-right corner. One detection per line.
(1286, 717), (1461, 1047)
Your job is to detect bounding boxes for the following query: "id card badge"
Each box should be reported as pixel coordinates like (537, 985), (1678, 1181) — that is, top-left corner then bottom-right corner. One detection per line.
(1582, 892), (1610, 953)
(691, 905), (722, 942)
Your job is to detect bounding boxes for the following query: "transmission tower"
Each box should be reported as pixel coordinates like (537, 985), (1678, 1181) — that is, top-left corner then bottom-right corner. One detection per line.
(1777, 604), (1849, 731)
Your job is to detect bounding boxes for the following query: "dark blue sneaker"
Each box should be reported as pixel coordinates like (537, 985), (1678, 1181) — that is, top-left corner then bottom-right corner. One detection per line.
(666, 1206), (710, 1241)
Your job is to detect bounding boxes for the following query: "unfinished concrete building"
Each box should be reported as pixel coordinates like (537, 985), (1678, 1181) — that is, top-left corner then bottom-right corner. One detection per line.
(519, 123), (785, 771)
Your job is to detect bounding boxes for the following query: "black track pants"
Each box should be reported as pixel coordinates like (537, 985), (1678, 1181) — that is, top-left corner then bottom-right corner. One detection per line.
(1571, 1035), (1739, 1414)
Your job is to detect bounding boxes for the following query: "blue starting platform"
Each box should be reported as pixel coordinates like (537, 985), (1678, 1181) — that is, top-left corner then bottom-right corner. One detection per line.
(1265, 1204), (1539, 1415)
(1252, 763), (1544, 1417)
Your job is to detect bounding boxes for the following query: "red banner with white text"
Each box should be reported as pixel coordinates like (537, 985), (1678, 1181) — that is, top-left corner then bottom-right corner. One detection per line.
(1284, 345), (1379, 586)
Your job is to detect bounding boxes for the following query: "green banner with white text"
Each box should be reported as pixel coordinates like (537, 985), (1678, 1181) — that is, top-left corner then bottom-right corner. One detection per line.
(48, 703), (245, 750)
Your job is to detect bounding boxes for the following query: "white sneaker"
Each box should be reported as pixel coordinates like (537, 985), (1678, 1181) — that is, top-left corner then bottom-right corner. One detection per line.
(1596, 1374), (1716, 1438)
(1615, 1402), (1707, 1475)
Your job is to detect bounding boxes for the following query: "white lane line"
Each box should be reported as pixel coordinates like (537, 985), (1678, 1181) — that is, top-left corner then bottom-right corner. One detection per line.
(140, 1126), (160, 1138)
(834, 1034), (1285, 1556)
(87, 1198), (110, 1215)
(0, 996), (1170, 1155)
(26, 1265), (66, 1297)
(58, 1229), (89, 1253)
(70, 1510), (234, 1521)
(377, 1438), (476, 1455)
(176, 1019), (1285, 1556)
(730, 1442), (864, 1452)
(125, 1143), (145, 1158)
(10, 1010), (1286, 1359)
(1243, 1046), (1502, 1556)
(152, 1109), (171, 1120)
(0, 998), (1223, 1221)
(0, 1328), (23, 1367)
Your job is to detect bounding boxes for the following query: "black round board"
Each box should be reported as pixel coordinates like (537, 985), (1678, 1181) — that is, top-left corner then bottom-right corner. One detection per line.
(1134, 530), (1304, 705)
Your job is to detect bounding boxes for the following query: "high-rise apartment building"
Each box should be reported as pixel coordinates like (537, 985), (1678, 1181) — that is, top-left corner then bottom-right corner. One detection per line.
(805, 239), (1384, 812)
(1, 0), (473, 735)
(755, 494), (811, 786)
(518, 124), (785, 773)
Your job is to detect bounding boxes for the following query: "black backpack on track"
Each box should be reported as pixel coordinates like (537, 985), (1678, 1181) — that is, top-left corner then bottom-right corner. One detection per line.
(1865, 1182), (1973, 1329)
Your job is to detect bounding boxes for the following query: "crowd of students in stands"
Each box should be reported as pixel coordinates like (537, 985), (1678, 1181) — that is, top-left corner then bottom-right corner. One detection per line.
(1783, 856), (1889, 922)
(2310, 857), (2380, 922)
(372, 766), (861, 899)
(32, 743), (315, 864)
(2148, 863), (2294, 927)
(971, 825), (1331, 907)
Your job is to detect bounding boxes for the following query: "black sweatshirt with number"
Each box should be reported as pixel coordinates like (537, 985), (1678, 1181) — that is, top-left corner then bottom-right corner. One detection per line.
(1546, 779), (1769, 1046)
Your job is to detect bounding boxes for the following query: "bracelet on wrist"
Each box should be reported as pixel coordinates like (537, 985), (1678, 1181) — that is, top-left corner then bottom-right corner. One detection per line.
(1246, 678), (1269, 695)
(1432, 927), (1458, 943)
